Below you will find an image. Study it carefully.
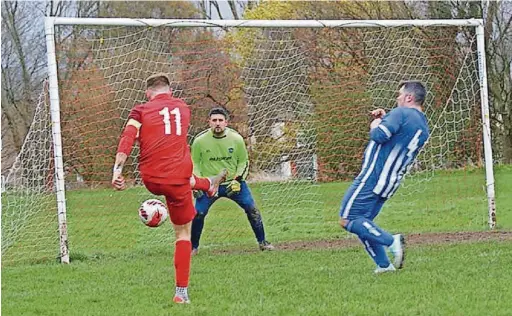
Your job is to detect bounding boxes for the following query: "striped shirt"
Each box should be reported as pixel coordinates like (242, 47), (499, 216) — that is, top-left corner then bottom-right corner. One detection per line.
(357, 107), (430, 198)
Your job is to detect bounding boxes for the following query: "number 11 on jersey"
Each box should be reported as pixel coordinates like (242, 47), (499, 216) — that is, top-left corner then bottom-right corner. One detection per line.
(159, 107), (182, 135)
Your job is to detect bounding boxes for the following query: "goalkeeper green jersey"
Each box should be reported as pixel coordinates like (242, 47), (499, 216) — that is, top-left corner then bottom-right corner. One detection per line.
(191, 128), (249, 183)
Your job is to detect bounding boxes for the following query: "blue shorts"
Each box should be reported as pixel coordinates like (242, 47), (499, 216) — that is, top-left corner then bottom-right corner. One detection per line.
(195, 181), (256, 215)
(339, 181), (386, 220)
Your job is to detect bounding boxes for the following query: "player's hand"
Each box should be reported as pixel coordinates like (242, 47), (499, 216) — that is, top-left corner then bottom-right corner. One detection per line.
(371, 108), (386, 119)
(112, 174), (126, 191)
(226, 179), (241, 197)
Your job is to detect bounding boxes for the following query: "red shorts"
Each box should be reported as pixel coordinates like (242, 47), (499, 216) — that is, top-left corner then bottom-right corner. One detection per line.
(143, 181), (196, 225)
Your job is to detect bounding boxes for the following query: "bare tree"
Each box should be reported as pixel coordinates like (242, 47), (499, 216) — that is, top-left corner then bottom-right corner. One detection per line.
(1, 1), (48, 171)
(1, 0), (99, 174)
(196, 0), (259, 20)
(227, 0), (240, 20)
(197, 0), (223, 19)
(484, 1), (512, 163)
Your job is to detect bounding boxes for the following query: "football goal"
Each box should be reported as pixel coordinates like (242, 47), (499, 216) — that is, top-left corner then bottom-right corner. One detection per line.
(1, 18), (495, 265)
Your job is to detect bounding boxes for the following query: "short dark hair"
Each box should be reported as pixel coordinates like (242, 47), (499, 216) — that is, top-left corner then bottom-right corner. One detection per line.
(208, 107), (229, 120)
(399, 80), (426, 105)
(146, 73), (170, 89)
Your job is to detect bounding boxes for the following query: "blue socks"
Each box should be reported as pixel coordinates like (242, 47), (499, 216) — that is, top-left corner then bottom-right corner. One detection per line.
(359, 237), (391, 268)
(345, 218), (394, 268)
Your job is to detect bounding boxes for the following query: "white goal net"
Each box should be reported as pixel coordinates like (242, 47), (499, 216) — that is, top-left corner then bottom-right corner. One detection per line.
(1, 19), (493, 265)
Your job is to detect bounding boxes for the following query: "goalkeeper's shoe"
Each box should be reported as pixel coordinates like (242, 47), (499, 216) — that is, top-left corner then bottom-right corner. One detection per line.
(191, 248), (199, 256)
(388, 234), (405, 269)
(206, 169), (228, 198)
(173, 295), (190, 304)
(374, 264), (396, 274)
(259, 241), (275, 251)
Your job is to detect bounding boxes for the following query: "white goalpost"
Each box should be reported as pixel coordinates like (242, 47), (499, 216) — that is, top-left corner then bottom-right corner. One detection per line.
(1, 17), (496, 265)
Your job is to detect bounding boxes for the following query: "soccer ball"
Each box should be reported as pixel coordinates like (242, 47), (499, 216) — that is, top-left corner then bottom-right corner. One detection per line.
(138, 199), (168, 227)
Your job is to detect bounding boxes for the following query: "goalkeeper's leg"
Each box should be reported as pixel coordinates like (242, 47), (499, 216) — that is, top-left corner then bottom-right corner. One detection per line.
(191, 194), (216, 254)
(233, 183), (274, 251)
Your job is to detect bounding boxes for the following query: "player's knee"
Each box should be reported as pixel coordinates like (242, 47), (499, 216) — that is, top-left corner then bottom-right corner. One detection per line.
(175, 235), (191, 242)
(245, 206), (260, 215)
(173, 222), (192, 241)
(245, 207), (262, 221)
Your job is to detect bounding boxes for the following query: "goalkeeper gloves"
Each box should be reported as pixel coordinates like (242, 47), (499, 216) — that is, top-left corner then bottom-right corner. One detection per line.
(226, 179), (241, 197)
(193, 190), (204, 199)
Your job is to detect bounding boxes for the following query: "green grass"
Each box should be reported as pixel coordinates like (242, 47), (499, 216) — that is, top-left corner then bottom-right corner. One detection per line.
(5, 165), (511, 264)
(1, 193), (58, 263)
(3, 241), (512, 315)
(2, 165), (512, 315)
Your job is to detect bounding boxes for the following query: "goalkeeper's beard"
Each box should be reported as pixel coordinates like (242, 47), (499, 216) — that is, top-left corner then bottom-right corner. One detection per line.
(213, 127), (225, 136)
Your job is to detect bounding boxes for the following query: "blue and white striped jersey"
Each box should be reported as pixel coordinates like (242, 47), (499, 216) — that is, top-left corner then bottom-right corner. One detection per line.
(356, 107), (430, 199)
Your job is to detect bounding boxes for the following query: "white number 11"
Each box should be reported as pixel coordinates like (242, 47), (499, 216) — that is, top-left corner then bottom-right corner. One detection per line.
(158, 107), (182, 136)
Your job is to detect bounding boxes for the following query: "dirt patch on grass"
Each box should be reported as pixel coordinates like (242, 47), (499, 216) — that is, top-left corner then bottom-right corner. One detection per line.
(212, 231), (512, 255)
(277, 231), (512, 252)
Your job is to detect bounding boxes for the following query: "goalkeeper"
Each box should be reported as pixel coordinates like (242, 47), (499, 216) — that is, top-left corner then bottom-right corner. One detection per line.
(190, 107), (274, 254)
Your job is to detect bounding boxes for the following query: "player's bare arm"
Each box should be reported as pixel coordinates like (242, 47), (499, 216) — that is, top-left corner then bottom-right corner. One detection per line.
(112, 152), (127, 190)
(112, 118), (141, 190)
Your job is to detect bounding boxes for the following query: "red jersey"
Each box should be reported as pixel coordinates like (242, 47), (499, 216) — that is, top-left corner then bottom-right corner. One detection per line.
(128, 94), (192, 184)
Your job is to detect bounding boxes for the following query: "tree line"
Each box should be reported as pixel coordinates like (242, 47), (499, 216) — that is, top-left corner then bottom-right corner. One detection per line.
(1, 1), (511, 185)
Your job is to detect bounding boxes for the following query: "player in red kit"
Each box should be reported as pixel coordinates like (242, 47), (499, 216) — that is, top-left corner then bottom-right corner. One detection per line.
(111, 73), (225, 304)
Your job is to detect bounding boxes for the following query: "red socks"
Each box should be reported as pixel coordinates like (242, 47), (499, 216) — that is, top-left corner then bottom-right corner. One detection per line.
(174, 240), (192, 287)
(192, 175), (211, 191)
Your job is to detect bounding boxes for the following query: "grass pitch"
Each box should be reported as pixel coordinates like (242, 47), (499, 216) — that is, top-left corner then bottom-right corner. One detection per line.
(2, 165), (512, 315)
(2, 241), (512, 315)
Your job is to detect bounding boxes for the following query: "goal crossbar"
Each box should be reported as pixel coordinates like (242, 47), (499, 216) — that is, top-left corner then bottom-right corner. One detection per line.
(48, 17), (484, 28)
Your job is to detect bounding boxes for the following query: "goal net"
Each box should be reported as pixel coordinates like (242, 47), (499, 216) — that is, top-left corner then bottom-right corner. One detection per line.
(1, 19), (492, 265)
